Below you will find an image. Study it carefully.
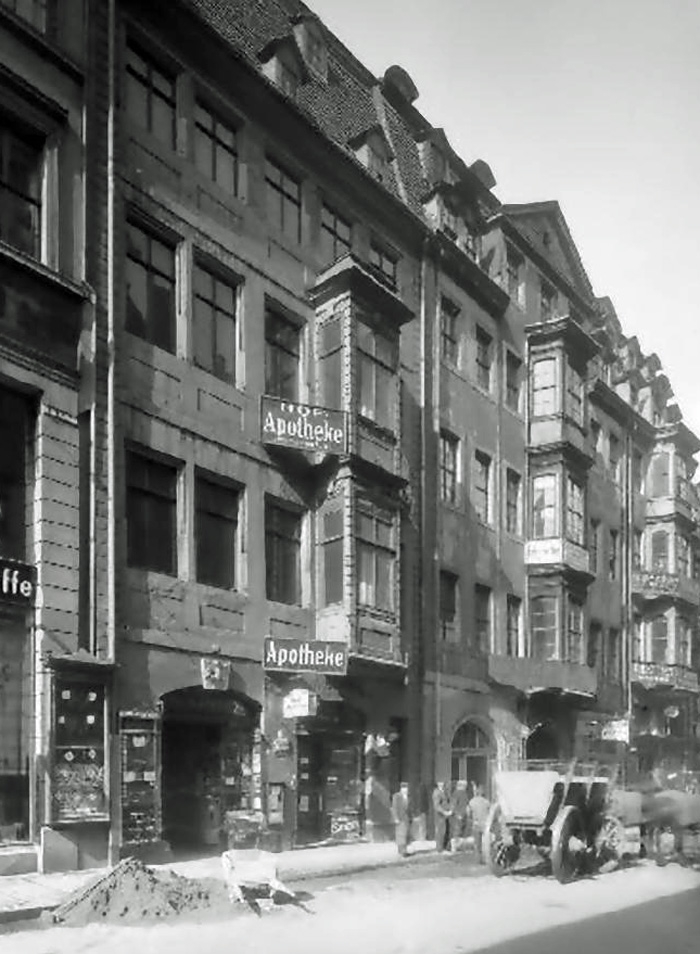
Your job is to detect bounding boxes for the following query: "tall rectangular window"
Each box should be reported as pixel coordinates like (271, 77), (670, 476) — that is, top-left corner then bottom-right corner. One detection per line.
(357, 323), (397, 427)
(505, 351), (522, 412)
(677, 534), (690, 578)
(439, 571), (458, 641)
(357, 500), (396, 612)
(505, 469), (521, 535)
(369, 241), (397, 288)
(530, 596), (558, 661)
(678, 619), (692, 667)
(650, 452), (670, 497)
(532, 357), (558, 416)
(126, 451), (177, 575)
(505, 244), (524, 306)
(265, 307), (300, 400)
(194, 102), (237, 194)
(475, 326), (493, 391)
(193, 264), (237, 383)
(506, 595), (522, 656)
(588, 621), (601, 669)
(321, 508), (343, 606)
(0, 122), (43, 258)
(440, 297), (460, 366)
(320, 204), (351, 265)
(474, 585), (491, 653)
(195, 474), (239, 589)
(565, 365), (584, 425)
(125, 44), (176, 149)
(540, 280), (556, 320)
(566, 600), (584, 664)
(532, 473), (558, 538)
(566, 477), (584, 545)
(608, 628), (621, 681)
(265, 500), (302, 604)
(651, 529), (668, 572)
(265, 158), (301, 243)
(473, 451), (491, 524)
(0, 386), (31, 561)
(125, 221), (176, 352)
(651, 615), (668, 664)
(609, 529), (619, 580)
(590, 519), (600, 572)
(440, 431), (459, 505)
(609, 433), (621, 482)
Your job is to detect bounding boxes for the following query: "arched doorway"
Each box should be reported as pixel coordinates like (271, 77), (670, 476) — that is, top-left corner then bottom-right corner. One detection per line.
(451, 721), (493, 796)
(525, 723), (559, 761)
(160, 686), (258, 852)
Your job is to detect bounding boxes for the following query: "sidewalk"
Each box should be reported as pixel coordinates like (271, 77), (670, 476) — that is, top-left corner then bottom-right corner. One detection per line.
(0, 839), (438, 925)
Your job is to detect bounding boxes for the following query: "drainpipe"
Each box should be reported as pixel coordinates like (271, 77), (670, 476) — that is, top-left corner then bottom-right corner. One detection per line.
(622, 427), (635, 784)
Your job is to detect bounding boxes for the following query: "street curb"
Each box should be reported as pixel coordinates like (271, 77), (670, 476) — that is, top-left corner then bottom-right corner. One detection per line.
(0, 847), (444, 926)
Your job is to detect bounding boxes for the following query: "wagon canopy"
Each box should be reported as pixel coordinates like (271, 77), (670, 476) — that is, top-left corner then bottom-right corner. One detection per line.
(494, 770), (561, 824)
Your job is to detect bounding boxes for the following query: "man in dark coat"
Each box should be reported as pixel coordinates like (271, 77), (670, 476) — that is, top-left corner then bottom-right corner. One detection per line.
(432, 781), (452, 852)
(391, 782), (411, 857)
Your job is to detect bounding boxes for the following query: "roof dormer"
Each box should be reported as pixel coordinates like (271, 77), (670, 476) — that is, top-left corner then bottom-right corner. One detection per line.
(348, 124), (394, 184)
(258, 35), (309, 99)
(292, 13), (328, 81)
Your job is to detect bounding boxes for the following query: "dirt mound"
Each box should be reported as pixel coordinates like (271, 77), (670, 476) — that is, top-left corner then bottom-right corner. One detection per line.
(52, 857), (231, 927)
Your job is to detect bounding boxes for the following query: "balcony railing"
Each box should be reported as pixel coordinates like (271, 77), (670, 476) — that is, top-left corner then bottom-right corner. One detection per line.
(631, 660), (699, 693)
(631, 569), (700, 605)
(488, 654), (597, 696)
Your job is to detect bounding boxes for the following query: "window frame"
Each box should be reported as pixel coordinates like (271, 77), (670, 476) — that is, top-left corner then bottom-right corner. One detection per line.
(532, 472), (558, 539)
(356, 322), (398, 429)
(439, 430), (459, 506)
(320, 202), (352, 266)
(506, 595), (522, 656)
(192, 259), (238, 384)
(264, 305), (302, 401)
(125, 449), (178, 576)
(566, 476), (585, 546)
(194, 471), (240, 590)
(124, 41), (177, 150)
(505, 468), (522, 536)
(369, 240), (398, 289)
(124, 218), (177, 353)
(439, 570), (459, 641)
(265, 498), (303, 605)
(356, 497), (397, 614)
(505, 349), (523, 413)
(530, 594), (558, 661)
(539, 278), (557, 320)
(474, 584), (491, 654)
(473, 450), (492, 525)
(475, 325), (493, 392)
(531, 356), (559, 417)
(265, 156), (301, 244)
(193, 99), (238, 196)
(0, 120), (44, 259)
(440, 296), (460, 367)
(566, 598), (584, 664)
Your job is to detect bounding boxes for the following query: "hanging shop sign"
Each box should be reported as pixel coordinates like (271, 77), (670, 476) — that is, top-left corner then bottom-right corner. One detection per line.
(200, 657), (231, 691)
(600, 718), (630, 743)
(264, 637), (348, 675)
(0, 558), (36, 604)
(260, 397), (347, 455)
(282, 687), (318, 719)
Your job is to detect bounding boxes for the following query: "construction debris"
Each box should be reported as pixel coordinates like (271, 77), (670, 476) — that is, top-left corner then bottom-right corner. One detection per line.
(51, 857), (230, 926)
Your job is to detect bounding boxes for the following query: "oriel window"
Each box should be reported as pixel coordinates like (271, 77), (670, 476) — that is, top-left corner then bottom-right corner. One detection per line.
(530, 596), (557, 661)
(357, 499), (395, 613)
(532, 473), (558, 538)
(357, 323), (397, 427)
(532, 357), (558, 417)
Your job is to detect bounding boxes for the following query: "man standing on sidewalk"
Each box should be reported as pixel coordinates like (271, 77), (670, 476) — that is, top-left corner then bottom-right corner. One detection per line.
(450, 780), (469, 852)
(468, 783), (491, 863)
(432, 781), (452, 853)
(391, 782), (411, 857)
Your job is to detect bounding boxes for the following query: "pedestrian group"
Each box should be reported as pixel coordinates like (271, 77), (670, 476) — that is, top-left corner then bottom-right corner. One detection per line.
(391, 780), (491, 860)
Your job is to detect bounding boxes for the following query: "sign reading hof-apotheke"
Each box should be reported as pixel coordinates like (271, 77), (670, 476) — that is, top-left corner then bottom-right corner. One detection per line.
(261, 397), (347, 455)
(263, 637), (348, 675)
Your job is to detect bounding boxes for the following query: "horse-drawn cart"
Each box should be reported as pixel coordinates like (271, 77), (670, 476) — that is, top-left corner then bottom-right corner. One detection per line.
(484, 761), (643, 883)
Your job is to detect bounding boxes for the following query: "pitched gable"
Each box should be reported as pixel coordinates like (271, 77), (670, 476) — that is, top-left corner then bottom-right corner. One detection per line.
(502, 201), (594, 302)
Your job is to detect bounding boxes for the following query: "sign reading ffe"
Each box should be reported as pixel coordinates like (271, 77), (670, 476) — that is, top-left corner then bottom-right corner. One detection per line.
(264, 637), (348, 675)
(0, 558), (36, 604)
(261, 397), (347, 455)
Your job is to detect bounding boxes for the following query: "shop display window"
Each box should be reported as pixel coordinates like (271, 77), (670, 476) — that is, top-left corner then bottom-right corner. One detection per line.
(52, 675), (108, 822)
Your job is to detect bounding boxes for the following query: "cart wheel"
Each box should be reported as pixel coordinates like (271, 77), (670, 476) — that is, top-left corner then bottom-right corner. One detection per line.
(594, 814), (625, 873)
(551, 805), (586, 884)
(484, 805), (519, 877)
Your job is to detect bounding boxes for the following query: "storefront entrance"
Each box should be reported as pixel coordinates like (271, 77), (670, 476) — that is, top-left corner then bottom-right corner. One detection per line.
(0, 607), (32, 844)
(295, 702), (364, 845)
(160, 687), (257, 852)
(451, 721), (492, 796)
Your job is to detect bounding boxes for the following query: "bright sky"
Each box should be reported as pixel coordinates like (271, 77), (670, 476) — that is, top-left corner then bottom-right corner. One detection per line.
(310, 0), (700, 437)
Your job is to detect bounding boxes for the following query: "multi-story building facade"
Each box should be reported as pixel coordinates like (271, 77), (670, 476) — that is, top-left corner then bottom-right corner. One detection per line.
(2, 0), (698, 874)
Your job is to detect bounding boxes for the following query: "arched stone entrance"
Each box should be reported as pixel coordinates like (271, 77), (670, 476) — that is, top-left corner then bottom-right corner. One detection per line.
(450, 720), (493, 795)
(160, 686), (259, 852)
(525, 723), (559, 761)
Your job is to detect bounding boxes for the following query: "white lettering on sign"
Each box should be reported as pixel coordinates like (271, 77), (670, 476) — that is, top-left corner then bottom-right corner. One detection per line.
(261, 398), (346, 454)
(264, 637), (348, 674)
(0, 561), (36, 604)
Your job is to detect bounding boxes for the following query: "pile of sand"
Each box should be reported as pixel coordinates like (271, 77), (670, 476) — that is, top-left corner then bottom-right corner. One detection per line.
(51, 857), (231, 927)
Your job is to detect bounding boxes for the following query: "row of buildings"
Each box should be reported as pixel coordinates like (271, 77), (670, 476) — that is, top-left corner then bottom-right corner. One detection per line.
(1, 0), (699, 873)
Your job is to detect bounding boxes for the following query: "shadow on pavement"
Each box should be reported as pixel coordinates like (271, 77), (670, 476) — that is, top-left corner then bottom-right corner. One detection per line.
(463, 885), (700, 954)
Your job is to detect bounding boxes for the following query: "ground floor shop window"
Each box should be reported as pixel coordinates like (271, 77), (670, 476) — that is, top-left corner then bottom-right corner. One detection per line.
(0, 610), (32, 843)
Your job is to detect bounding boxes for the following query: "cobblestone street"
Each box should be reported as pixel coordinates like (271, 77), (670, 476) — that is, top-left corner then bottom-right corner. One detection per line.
(2, 857), (698, 954)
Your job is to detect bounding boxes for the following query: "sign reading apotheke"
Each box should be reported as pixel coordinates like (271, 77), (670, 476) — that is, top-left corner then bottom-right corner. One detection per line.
(263, 637), (348, 675)
(261, 397), (347, 455)
(0, 558), (36, 604)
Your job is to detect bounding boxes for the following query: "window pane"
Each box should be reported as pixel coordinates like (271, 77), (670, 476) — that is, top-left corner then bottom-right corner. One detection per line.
(126, 455), (177, 574)
(193, 299), (214, 371)
(324, 538), (343, 605)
